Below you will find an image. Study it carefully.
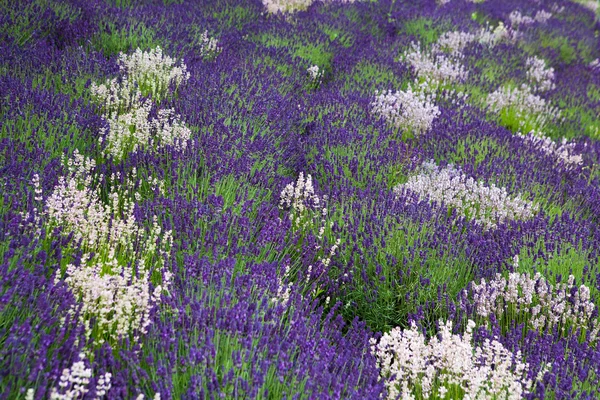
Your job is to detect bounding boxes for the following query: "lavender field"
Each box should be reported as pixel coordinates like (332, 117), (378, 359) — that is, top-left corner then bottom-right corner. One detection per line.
(1, 0), (600, 398)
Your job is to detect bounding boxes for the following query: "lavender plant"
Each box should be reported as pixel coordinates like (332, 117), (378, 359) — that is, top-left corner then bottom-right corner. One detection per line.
(461, 255), (599, 342)
(370, 319), (545, 399)
(394, 161), (539, 230)
(43, 151), (173, 345)
(116, 47), (189, 102)
(371, 83), (440, 138)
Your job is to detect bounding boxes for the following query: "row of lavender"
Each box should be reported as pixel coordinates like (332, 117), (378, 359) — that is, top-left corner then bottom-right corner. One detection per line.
(1, 0), (599, 398)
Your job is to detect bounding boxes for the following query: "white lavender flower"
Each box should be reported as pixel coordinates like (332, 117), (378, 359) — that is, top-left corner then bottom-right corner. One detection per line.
(90, 77), (141, 119)
(307, 65), (324, 86)
(435, 30), (477, 55)
(467, 269), (597, 337)
(117, 47), (190, 101)
(487, 84), (562, 129)
(100, 101), (191, 161)
(526, 56), (555, 92)
(262, 0), (312, 13)
(279, 172), (320, 221)
(371, 83), (440, 136)
(100, 99), (152, 161)
(370, 320), (539, 400)
(279, 174), (340, 297)
(198, 30), (222, 59)
(394, 161), (539, 230)
(149, 108), (192, 152)
(508, 11), (535, 27)
(478, 21), (519, 46)
(262, 0), (357, 13)
(50, 353), (111, 400)
(403, 42), (468, 86)
(534, 10), (553, 23)
(45, 155), (173, 343)
(271, 264), (292, 307)
(516, 131), (583, 168)
(508, 10), (553, 27)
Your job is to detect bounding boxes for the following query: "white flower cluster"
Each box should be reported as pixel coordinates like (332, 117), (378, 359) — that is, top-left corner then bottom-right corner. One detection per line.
(279, 173), (340, 298)
(117, 47), (189, 101)
(262, 0), (356, 13)
(90, 77), (140, 120)
(533, 10), (554, 24)
(590, 58), (600, 72)
(262, 0), (312, 14)
(516, 131), (583, 168)
(508, 10), (553, 27)
(45, 152), (173, 343)
(370, 320), (540, 400)
(279, 172), (325, 230)
(371, 83), (440, 136)
(63, 252), (169, 344)
(271, 264), (292, 307)
(436, 30), (478, 55)
(135, 393), (162, 400)
(477, 22), (514, 47)
(403, 42), (468, 87)
(99, 101), (191, 161)
(467, 267), (598, 338)
(394, 161), (539, 230)
(403, 23), (515, 89)
(49, 353), (112, 400)
(487, 84), (562, 129)
(198, 29), (222, 60)
(576, 0), (599, 12)
(307, 65), (324, 87)
(526, 56), (555, 92)
(92, 48), (192, 161)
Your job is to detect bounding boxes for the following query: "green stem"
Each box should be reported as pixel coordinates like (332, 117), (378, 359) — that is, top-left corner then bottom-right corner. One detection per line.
(387, 0), (397, 23)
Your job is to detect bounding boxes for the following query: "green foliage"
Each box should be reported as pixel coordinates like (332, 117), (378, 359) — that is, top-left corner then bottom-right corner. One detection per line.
(522, 33), (578, 65)
(321, 26), (354, 48)
(347, 61), (403, 95)
(402, 18), (443, 46)
(588, 84), (600, 102)
(0, 0), (81, 47)
(551, 104), (600, 140)
(516, 241), (599, 302)
(0, 111), (88, 160)
(252, 32), (294, 49)
(497, 105), (540, 133)
(308, 134), (414, 192)
(333, 207), (474, 334)
(294, 44), (333, 72)
(105, 0), (133, 7)
(445, 135), (506, 169)
(472, 57), (505, 88)
(91, 20), (160, 58)
(30, 69), (97, 103)
(212, 5), (255, 31)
